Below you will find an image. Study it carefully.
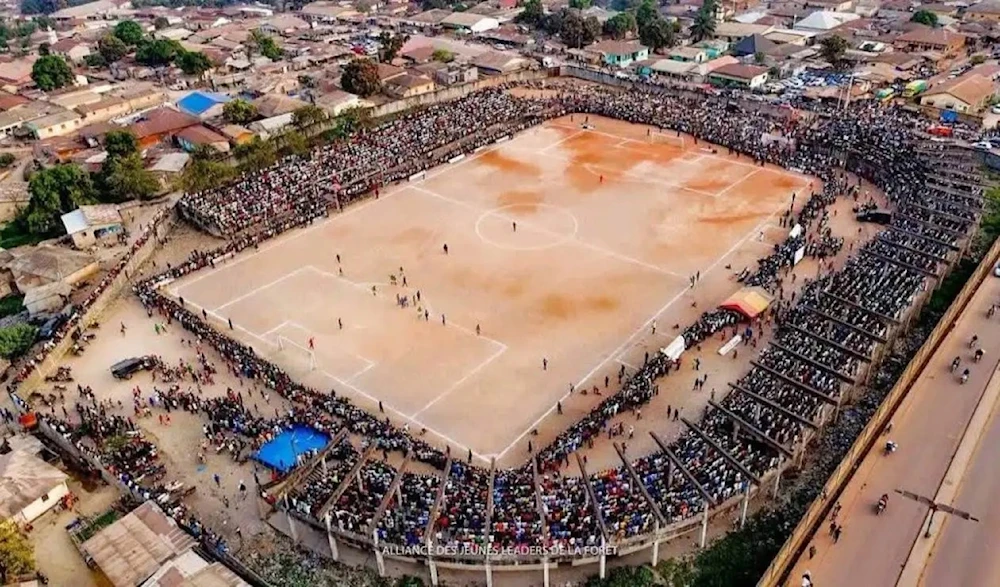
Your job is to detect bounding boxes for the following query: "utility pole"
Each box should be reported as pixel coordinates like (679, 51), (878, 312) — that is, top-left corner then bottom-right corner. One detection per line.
(895, 489), (979, 538)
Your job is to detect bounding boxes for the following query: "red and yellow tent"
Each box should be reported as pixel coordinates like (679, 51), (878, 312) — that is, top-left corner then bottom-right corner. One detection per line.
(720, 286), (774, 320)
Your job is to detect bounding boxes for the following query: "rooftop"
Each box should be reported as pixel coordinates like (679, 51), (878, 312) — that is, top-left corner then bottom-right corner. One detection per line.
(711, 63), (770, 79)
(0, 449), (68, 520)
(176, 91), (230, 117)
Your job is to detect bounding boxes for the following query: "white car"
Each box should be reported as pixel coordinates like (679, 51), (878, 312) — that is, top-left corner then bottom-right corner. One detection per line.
(994, 263), (1000, 277)
(992, 105), (1000, 114)
(972, 141), (993, 150)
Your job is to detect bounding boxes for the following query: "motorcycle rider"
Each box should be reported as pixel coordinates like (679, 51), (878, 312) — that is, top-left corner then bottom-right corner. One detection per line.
(951, 356), (961, 371)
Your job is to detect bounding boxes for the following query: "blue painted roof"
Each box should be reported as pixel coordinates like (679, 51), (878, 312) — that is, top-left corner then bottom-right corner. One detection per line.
(176, 91), (230, 116)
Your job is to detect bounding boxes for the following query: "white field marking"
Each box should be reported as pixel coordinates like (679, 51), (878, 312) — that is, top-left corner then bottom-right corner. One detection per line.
(168, 129), (531, 296)
(284, 319), (376, 374)
(577, 126), (770, 172)
(579, 162), (719, 199)
(712, 168), (762, 200)
(410, 342), (508, 419)
(494, 283), (690, 460)
(303, 265), (507, 352)
(185, 297), (495, 463)
(262, 320), (291, 338)
(539, 129), (585, 153)
(213, 267), (309, 312)
(494, 192), (792, 459)
(409, 184), (689, 281)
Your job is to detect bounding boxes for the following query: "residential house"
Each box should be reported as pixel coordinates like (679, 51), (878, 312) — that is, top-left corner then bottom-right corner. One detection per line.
(0, 448), (69, 525)
(731, 33), (777, 57)
(708, 63), (770, 88)
(713, 22), (773, 43)
(260, 15), (311, 37)
(149, 152), (189, 186)
(920, 73), (995, 113)
(434, 64), (479, 86)
(440, 13), (500, 33)
(60, 204), (123, 248)
(895, 26), (965, 54)
(793, 11), (861, 32)
(669, 46), (708, 63)
(253, 93), (309, 118)
(50, 0), (120, 21)
(315, 89), (360, 116)
(128, 107), (200, 148)
(966, 0), (1000, 22)
(300, 2), (355, 23)
(472, 51), (528, 75)
(25, 109), (84, 139)
(176, 125), (231, 152)
(589, 40), (649, 68)
(0, 101), (59, 138)
(802, 0), (853, 10)
(219, 124), (254, 145)
(0, 58), (38, 92)
(176, 91), (230, 120)
(50, 38), (92, 64)
(384, 73), (436, 98)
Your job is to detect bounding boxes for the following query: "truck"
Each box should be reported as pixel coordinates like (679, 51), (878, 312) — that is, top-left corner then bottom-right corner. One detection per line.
(903, 80), (927, 98)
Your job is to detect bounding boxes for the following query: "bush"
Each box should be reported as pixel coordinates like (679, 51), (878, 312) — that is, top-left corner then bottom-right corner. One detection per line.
(0, 323), (37, 358)
(0, 153), (15, 169)
(0, 295), (24, 318)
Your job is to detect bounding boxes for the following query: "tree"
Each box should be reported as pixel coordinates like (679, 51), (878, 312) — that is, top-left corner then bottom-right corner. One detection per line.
(104, 153), (159, 202)
(559, 10), (600, 48)
(432, 48), (455, 62)
(98, 34), (129, 64)
(341, 59), (381, 97)
(104, 130), (139, 160)
(819, 35), (849, 68)
(911, 10), (938, 27)
(516, 0), (544, 25)
(280, 130), (308, 157)
(114, 20), (145, 45)
(180, 146), (235, 193)
(23, 164), (96, 234)
(0, 153), (15, 169)
(84, 54), (107, 68)
(568, 0), (591, 8)
(0, 519), (34, 583)
(177, 50), (213, 75)
(972, 54), (987, 65)
(377, 31), (408, 63)
(689, 2), (717, 42)
(754, 51), (766, 64)
(135, 39), (181, 66)
(233, 137), (277, 173)
(223, 99), (258, 124)
(154, 16), (170, 30)
(37, 42), (49, 56)
(635, 0), (658, 27)
(31, 54), (72, 91)
(639, 17), (676, 52)
(19, 0), (58, 15)
(604, 12), (637, 39)
(252, 30), (283, 60)
(292, 105), (327, 131)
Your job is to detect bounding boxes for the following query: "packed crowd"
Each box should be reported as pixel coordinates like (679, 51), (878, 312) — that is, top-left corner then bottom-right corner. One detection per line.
(76, 80), (980, 561)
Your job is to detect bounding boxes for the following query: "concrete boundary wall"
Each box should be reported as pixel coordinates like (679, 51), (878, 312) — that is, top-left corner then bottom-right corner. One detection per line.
(757, 237), (1000, 587)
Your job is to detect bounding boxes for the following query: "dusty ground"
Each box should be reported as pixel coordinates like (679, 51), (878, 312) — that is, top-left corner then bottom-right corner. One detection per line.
(166, 115), (813, 466)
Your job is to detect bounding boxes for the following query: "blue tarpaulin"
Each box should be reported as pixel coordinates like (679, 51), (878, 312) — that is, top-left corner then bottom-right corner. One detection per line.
(254, 425), (330, 472)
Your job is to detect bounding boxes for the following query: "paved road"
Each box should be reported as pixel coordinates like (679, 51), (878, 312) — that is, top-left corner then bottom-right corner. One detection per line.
(787, 274), (1000, 587)
(920, 373), (1000, 587)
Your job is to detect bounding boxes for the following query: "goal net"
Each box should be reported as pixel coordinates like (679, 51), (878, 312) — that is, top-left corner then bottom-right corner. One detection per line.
(276, 335), (317, 372)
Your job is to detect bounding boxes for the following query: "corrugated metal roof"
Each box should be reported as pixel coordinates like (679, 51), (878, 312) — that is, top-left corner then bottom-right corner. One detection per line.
(0, 450), (68, 519)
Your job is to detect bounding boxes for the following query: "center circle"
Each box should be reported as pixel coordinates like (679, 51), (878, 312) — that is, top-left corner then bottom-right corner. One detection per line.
(475, 204), (579, 251)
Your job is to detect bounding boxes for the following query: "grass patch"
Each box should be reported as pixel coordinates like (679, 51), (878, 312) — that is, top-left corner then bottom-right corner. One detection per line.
(0, 294), (23, 318)
(0, 222), (46, 250)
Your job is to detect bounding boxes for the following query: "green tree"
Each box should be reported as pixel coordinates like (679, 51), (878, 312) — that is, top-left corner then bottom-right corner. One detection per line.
(31, 54), (72, 91)
(819, 35), (849, 68)
(635, 0), (658, 27)
(341, 59), (381, 97)
(0, 519), (35, 583)
(135, 38), (182, 66)
(432, 48), (455, 62)
(23, 164), (96, 234)
(569, 0), (591, 8)
(179, 145), (234, 193)
(972, 54), (987, 65)
(292, 104), (327, 129)
(20, 0), (58, 15)
(252, 30), (283, 60)
(377, 31), (408, 62)
(98, 34), (129, 64)
(911, 10), (938, 26)
(154, 16), (170, 30)
(114, 20), (145, 45)
(280, 130), (308, 157)
(177, 50), (213, 75)
(639, 17), (675, 52)
(84, 53), (107, 68)
(689, 0), (717, 42)
(516, 0), (544, 25)
(604, 12), (637, 39)
(37, 42), (49, 56)
(223, 98), (258, 124)
(233, 136), (277, 172)
(559, 10), (600, 48)
(0, 153), (15, 169)
(104, 130), (139, 160)
(104, 153), (158, 202)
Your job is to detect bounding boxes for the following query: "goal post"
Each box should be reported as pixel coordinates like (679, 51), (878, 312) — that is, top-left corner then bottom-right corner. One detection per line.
(276, 335), (317, 371)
